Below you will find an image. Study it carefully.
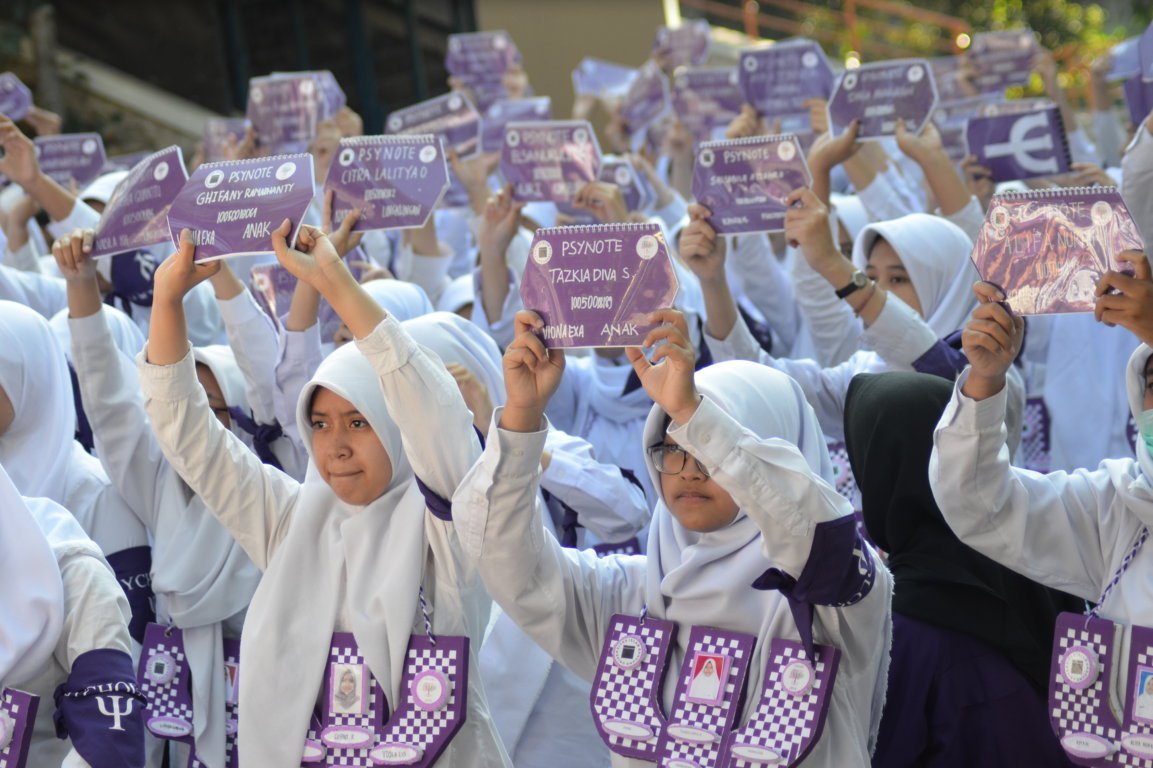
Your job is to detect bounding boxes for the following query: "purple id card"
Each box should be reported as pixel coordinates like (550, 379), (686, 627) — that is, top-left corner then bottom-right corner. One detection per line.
(324, 134), (449, 231)
(965, 106), (1071, 182)
(387, 92), (481, 159)
(167, 153), (315, 262)
(202, 118), (249, 163)
(91, 146), (188, 259)
(620, 61), (670, 134)
(34, 133), (106, 188)
(0, 688), (38, 768)
(247, 74), (329, 153)
(501, 120), (602, 205)
(571, 58), (639, 102)
(972, 187), (1144, 315)
(0, 72), (32, 121)
(739, 39), (834, 118)
(672, 67), (744, 141)
(692, 134), (811, 234)
(138, 623), (195, 744)
(519, 222), (679, 348)
(827, 58), (939, 139)
(481, 97), (552, 154)
(653, 20), (711, 68)
(969, 29), (1037, 93)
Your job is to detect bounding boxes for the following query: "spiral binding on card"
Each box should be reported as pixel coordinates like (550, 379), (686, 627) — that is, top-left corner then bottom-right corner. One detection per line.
(344, 134), (437, 145)
(535, 222), (660, 236)
(194, 152), (311, 170)
(991, 185), (1120, 202)
(699, 133), (799, 151)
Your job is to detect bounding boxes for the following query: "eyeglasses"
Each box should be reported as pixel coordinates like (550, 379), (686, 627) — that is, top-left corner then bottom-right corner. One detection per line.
(648, 444), (710, 477)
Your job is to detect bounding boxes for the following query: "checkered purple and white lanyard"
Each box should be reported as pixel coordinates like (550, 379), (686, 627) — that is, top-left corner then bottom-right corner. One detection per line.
(1089, 526), (1150, 619)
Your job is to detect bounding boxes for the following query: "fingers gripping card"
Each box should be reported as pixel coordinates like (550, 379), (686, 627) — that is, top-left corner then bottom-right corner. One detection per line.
(656, 627), (756, 768)
(719, 638), (841, 768)
(0, 688), (38, 768)
(590, 614), (676, 761)
(1049, 612), (1124, 764)
(138, 623), (195, 744)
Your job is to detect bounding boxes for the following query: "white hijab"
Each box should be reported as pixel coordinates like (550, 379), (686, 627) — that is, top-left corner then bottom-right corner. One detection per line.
(237, 342), (429, 765)
(436, 274), (476, 315)
(0, 462), (64, 689)
(1121, 344), (1153, 525)
(362, 279), (435, 322)
(402, 312), (505, 408)
(50, 304), (145, 362)
(852, 213), (978, 339)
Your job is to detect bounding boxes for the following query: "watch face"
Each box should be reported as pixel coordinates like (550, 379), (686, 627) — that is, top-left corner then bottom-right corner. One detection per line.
(853, 271), (868, 287)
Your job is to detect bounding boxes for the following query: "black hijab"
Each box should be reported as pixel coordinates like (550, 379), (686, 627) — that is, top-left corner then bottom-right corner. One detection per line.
(844, 372), (1082, 692)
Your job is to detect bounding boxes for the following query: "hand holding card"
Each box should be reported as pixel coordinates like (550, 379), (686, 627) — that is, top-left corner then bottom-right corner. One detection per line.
(961, 281), (1024, 401)
(625, 308), (700, 426)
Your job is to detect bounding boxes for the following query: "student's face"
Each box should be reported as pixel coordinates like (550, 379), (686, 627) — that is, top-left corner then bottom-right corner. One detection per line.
(309, 387), (394, 505)
(865, 238), (923, 317)
(0, 383), (12, 436)
(340, 672), (356, 694)
(195, 363), (232, 430)
(658, 434), (740, 533)
(1144, 357), (1153, 411)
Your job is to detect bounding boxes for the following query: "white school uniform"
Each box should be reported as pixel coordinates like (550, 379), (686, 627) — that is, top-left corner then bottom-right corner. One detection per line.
(452, 361), (893, 767)
(139, 316), (509, 766)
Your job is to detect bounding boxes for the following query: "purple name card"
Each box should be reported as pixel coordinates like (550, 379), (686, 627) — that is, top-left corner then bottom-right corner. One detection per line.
(203, 118), (250, 163)
(446, 31), (521, 82)
(972, 187), (1145, 315)
(387, 92), (481, 159)
(167, 153), (315, 262)
(621, 62), (670, 134)
(324, 134), (448, 232)
(34, 133), (106, 188)
(481, 97), (552, 154)
(969, 29), (1037, 93)
(653, 20), (711, 68)
(1125, 75), (1153, 127)
(828, 58), (938, 139)
(501, 120), (602, 205)
(247, 74), (334, 153)
(270, 70), (346, 116)
(1109, 37), (1141, 82)
(965, 105), (1071, 182)
(0, 72), (32, 121)
(572, 58), (638, 101)
(739, 39), (834, 118)
(672, 67), (743, 140)
(520, 222), (679, 348)
(91, 146), (188, 259)
(932, 98), (990, 161)
(929, 57), (975, 103)
(1139, 21), (1153, 83)
(692, 134), (811, 234)
(601, 155), (655, 213)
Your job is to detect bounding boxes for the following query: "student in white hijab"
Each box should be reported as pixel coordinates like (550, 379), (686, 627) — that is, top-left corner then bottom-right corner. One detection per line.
(137, 225), (508, 766)
(453, 309), (893, 767)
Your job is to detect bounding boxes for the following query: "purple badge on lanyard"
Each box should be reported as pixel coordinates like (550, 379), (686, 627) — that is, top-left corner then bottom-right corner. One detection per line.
(247, 74), (328, 154)
(520, 222), (679, 348)
(34, 133), (106, 188)
(167, 153), (315, 262)
(739, 39), (834, 119)
(965, 106), (1071, 183)
(572, 58), (639, 101)
(481, 97), (551, 154)
(653, 20), (711, 68)
(0, 72), (32, 121)
(827, 58), (939, 139)
(202, 118), (250, 163)
(324, 134), (449, 232)
(501, 120), (601, 205)
(1049, 612), (1123, 762)
(672, 67), (744, 142)
(692, 134), (811, 235)
(0, 688), (38, 768)
(90, 146), (188, 259)
(387, 92), (481, 159)
(621, 61), (670, 135)
(138, 623), (195, 744)
(969, 29), (1038, 93)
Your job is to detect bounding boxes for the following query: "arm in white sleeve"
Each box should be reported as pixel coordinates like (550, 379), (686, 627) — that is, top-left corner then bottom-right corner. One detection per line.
(941, 195), (985, 242)
(4, 238), (43, 273)
(1093, 110), (1125, 169)
(0, 262), (67, 318)
(855, 166), (919, 222)
(273, 323), (323, 459)
(1123, 128), (1153, 248)
(859, 293), (938, 368)
(1069, 127), (1100, 166)
(395, 239), (454, 306)
(469, 266), (522, 351)
(790, 241), (862, 367)
(650, 191), (689, 233)
(216, 291), (280, 424)
(726, 234), (799, 351)
(46, 200), (101, 240)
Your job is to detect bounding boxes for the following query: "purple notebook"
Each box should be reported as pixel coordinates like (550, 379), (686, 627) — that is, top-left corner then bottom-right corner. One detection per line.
(34, 133), (106, 188)
(620, 61), (670, 134)
(500, 120), (602, 205)
(519, 222), (679, 348)
(571, 58), (638, 101)
(692, 134), (811, 234)
(971, 186), (1145, 315)
(166, 153), (316, 262)
(446, 31), (521, 82)
(601, 155), (655, 214)
(0, 72), (32, 121)
(250, 259), (359, 343)
(91, 146), (188, 259)
(738, 39), (834, 118)
(386, 93), (481, 159)
(929, 56), (973, 103)
(653, 20), (711, 68)
(202, 118), (249, 163)
(969, 29), (1037, 93)
(827, 58), (938, 139)
(672, 67), (743, 141)
(964, 105), (1071, 182)
(1109, 37), (1141, 82)
(1125, 75), (1153, 127)
(323, 134), (448, 232)
(481, 97), (551, 154)
(247, 73), (336, 153)
(270, 70), (346, 117)
(977, 98), (1055, 118)
(1139, 21), (1153, 84)
(932, 97), (994, 161)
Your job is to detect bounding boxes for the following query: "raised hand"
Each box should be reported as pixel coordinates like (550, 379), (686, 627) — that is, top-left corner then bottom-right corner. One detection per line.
(153, 229), (222, 305)
(807, 119), (861, 176)
(679, 204), (726, 285)
(1096, 250), (1153, 346)
(625, 309), (700, 425)
(961, 282), (1024, 400)
(447, 362), (495, 437)
(0, 117), (41, 189)
(895, 120), (945, 164)
(500, 310), (566, 432)
(270, 219), (350, 294)
(51, 228), (97, 282)
(573, 181), (628, 224)
(322, 189), (364, 258)
(23, 106), (62, 137)
(479, 184), (526, 258)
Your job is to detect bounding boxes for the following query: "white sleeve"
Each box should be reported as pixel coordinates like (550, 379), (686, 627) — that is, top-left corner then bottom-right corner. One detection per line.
(1123, 129), (1153, 248)
(216, 291), (280, 424)
(651, 192), (689, 233)
(1068, 127), (1099, 166)
(56, 555), (132, 668)
(941, 196), (985, 242)
(855, 167), (919, 222)
(469, 266), (522, 351)
(0, 262), (67, 318)
(789, 240), (862, 367)
(859, 294), (938, 368)
(3, 239), (43, 273)
(726, 234), (799, 351)
(394, 240), (453, 305)
(47, 200), (101, 240)
(1093, 110), (1125, 169)
(273, 324), (323, 469)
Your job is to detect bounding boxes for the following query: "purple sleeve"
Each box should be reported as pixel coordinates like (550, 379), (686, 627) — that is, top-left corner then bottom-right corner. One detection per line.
(53, 648), (147, 768)
(103, 546), (155, 646)
(911, 338), (969, 380)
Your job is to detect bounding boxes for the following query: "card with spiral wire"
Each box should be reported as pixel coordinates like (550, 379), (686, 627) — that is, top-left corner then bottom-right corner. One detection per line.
(692, 134), (811, 234)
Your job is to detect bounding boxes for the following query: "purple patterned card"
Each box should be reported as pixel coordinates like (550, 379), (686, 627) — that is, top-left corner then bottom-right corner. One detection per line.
(0, 72), (32, 121)
(250, 256), (363, 341)
(481, 97), (551, 154)
(964, 106), (1071, 182)
(324, 135), (448, 231)
(167, 153), (315, 262)
(445, 31), (521, 82)
(387, 93), (481, 159)
(91, 146), (188, 259)
(1125, 75), (1153, 127)
(1048, 612), (1123, 763)
(932, 97), (994, 161)
(269, 70), (346, 117)
(34, 133), (105, 188)
(739, 39), (834, 118)
(247, 74), (333, 153)
(320, 632), (387, 760)
(653, 20), (711, 68)
(0, 688), (38, 768)
(138, 623), (195, 744)
(1109, 37), (1140, 82)
(672, 67), (744, 141)
(620, 61), (670, 134)
(202, 118), (249, 163)
(972, 187), (1144, 315)
(520, 222), (679, 348)
(969, 29), (1037, 93)
(571, 58), (638, 101)
(827, 58), (938, 139)
(500, 120), (601, 205)
(692, 134), (811, 234)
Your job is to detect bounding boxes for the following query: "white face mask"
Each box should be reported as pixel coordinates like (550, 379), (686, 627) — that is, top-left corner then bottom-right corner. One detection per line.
(1141, 409), (1153, 454)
